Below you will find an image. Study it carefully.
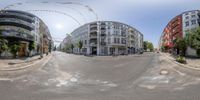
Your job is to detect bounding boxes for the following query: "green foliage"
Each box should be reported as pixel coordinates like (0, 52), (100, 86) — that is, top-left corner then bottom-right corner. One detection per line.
(197, 49), (200, 57)
(70, 44), (74, 51)
(0, 36), (8, 56)
(9, 41), (20, 58)
(64, 43), (71, 53)
(185, 27), (200, 56)
(174, 37), (187, 56)
(148, 42), (154, 52)
(77, 40), (83, 50)
(143, 41), (154, 52)
(143, 41), (148, 51)
(176, 55), (186, 64)
(28, 41), (35, 51)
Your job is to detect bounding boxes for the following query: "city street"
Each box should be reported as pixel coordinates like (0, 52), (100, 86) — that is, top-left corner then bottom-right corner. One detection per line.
(0, 51), (200, 100)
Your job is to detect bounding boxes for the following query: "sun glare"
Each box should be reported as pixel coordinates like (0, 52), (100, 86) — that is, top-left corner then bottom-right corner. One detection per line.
(55, 23), (64, 30)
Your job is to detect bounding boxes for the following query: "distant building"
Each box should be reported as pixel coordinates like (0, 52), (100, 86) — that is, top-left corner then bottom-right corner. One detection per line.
(160, 10), (200, 56)
(61, 21), (143, 55)
(0, 10), (53, 58)
(59, 34), (72, 52)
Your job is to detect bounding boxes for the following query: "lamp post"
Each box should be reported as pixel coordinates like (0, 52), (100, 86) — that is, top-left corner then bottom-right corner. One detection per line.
(40, 32), (43, 58)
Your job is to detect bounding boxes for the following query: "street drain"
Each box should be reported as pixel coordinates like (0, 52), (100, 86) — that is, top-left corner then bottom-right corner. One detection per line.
(160, 69), (169, 75)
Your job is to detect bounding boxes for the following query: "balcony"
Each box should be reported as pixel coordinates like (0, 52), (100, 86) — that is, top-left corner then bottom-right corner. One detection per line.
(0, 18), (35, 31)
(100, 33), (106, 37)
(100, 27), (106, 30)
(90, 39), (97, 46)
(5, 10), (35, 18)
(100, 23), (106, 26)
(1, 30), (34, 41)
(100, 42), (106, 45)
(0, 12), (35, 23)
(90, 31), (97, 38)
(90, 24), (97, 28)
(90, 27), (97, 32)
(90, 23), (97, 26)
(90, 35), (97, 39)
(198, 19), (200, 24)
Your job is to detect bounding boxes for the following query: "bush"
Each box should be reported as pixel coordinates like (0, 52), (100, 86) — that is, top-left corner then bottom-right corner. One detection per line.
(197, 49), (200, 57)
(176, 55), (187, 64)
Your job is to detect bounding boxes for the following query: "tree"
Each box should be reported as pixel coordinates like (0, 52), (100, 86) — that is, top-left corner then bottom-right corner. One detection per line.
(185, 27), (200, 57)
(0, 36), (8, 57)
(77, 40), (83, 54)
(9, 41), (20, 58)
(28, 41), (35, 56)
(143, 41), (148, 51)
(143, 41), (154, 52)
(174, 37), (187, 56)
(64, 43), (71, 53)
(70, 44), (74, 53)
(53, 46), (57, 51)
(147, 42), (154, 52)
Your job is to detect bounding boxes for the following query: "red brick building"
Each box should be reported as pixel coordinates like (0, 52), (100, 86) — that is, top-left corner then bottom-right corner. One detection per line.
(162, 15), (183, 51)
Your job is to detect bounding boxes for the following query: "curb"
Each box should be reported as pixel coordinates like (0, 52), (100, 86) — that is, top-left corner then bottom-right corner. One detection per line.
(0, 54), (52, 71)
(161, 53), (200, 71)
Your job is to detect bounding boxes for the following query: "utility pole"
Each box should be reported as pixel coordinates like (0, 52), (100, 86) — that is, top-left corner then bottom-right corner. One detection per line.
(40, 32), (43, 58)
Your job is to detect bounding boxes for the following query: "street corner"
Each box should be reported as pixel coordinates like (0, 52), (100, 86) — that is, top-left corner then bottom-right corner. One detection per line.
(131, 56), (200, 92)
(159, 52), (200, 77)
(0, 54), (52, 78)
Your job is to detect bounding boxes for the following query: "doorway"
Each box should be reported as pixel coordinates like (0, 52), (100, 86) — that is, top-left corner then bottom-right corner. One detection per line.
(18, 43), (27, 57)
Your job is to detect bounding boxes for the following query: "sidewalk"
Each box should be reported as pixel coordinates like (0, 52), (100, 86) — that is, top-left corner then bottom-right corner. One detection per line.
(161, 52), (200, 70)
(0, 54), (52, 78)
(0, 54), (49, 71)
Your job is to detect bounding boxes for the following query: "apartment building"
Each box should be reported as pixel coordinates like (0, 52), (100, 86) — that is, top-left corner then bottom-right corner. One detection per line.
(160, 10), (200, 56)
(0, 10), (52, 58)
(64, 21), (143, 55)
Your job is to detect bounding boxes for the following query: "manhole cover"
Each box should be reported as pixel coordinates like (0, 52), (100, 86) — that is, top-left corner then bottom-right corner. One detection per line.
(160, 69), (169, 75)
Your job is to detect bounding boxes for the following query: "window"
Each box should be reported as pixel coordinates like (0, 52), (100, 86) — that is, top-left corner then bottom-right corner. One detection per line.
(117, 38), (120, 43)
(114, 38), (117, 43)
(191, 15), (196, 18)
(108, 38), (111, 44)
(108, 31), (110, 36)
(185, 21), (189, 27)
(191, 20), (196, 25)
(191, 11), (196, 14)
(185, 13), (188, 15)
(121, 38), (126, 44)
(185, 16), (189, 19)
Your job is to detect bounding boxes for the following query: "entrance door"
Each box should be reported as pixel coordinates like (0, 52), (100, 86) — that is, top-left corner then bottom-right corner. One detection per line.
(110, 47), (115, 55)
(91, 47), (97, 55)
(18, 43), (26, 57)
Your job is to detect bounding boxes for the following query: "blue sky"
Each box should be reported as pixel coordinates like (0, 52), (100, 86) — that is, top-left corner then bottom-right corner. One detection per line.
(0, 0), (200, 47)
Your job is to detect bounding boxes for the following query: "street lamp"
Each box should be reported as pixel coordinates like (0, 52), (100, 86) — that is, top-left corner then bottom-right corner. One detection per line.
(40, 32), (44, 58)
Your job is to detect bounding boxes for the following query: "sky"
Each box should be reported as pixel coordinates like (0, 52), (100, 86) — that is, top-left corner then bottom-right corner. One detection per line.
(0, 0), (200, 47)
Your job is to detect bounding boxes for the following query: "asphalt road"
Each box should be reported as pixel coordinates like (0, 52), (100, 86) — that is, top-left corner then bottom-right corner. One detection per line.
(1, 51), (200, 100)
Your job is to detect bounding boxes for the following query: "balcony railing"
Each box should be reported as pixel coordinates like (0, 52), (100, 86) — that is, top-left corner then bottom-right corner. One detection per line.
(198, 19), (200, 24)
(100, 42), (106, 45)
(100, 33), (106, 37)
(90, 28), (98, 32)
(1, 30), (34, 41)
(90, 42), (97, 46)
(0, 12), (35, 23)
(0, 18), (34, 30)
(90, 24), (97, 28)
(90, 35), (97, 39)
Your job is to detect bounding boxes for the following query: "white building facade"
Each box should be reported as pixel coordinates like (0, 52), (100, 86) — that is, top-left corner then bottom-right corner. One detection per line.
(182, 10), (200, 37)
(70, 21), (143, 55)
(182, 10), (200, 56)
(0, 10), (52, 58)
